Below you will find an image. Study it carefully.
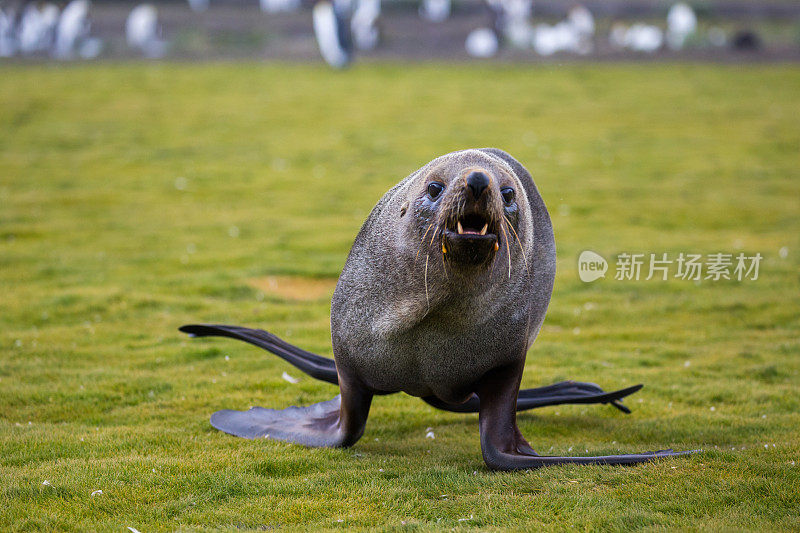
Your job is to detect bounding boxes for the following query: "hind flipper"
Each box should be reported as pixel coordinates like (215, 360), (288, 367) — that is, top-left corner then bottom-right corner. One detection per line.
(422, 381), (641, 414)
(517, 382), (641, 414)
(179, 324), (338, 385)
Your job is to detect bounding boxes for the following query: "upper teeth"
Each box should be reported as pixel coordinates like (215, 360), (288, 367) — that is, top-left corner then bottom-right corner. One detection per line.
(456, 221), (490, 235)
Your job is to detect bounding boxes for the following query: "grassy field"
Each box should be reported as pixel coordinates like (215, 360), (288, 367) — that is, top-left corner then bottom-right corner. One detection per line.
(1, 63), (798, 531)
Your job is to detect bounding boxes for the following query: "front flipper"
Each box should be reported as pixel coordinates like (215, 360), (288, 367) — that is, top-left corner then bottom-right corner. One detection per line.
(211, 369), (373, 448)
(477, 365), (697, 471)
(212, 396), (346, 447)
(423, 381), (641, 414)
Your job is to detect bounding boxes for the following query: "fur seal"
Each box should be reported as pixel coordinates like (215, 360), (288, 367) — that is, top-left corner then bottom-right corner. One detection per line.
(181, 148), (693, 470)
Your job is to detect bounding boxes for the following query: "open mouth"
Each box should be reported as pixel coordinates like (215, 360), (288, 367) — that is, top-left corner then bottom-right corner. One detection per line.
(456, 213), (489, 236)
(441, 211), (499, 265)
(448, 212), (497, 240)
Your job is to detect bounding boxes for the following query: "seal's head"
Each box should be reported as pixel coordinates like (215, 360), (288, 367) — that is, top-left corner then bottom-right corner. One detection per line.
(403, 149), (530, 275)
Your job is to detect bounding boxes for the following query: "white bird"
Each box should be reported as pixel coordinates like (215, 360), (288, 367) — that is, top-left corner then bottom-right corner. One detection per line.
(259, 0), (301, 14)
(126, 4), (165, 58)
(351, 0), (380, 51)
(625, 23), (663, 53)
(18, 3), (60, 54)
(532, 5), (594, 56)
(312, 0), (352, 68)
(52, 0), (91, 59)
(533, 21), (583, 56)
(666, 3), (697, 50)
(419, 0), (450, 23)
(503, 0), (532, 22)
(501, 0), (533, 49)
(465, 27), (498, 58)
(568, 5), (594, 36)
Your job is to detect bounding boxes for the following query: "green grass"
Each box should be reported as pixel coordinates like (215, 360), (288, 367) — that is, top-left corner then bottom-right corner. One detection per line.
(1, 63), (798, 531)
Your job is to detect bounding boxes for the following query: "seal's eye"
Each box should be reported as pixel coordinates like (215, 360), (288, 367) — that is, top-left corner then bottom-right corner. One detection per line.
(501, 187), (516, 205)
(427, 182), (445, 200)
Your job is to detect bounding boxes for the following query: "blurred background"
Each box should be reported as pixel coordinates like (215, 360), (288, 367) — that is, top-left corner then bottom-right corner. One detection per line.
(1, 0), (799, 65)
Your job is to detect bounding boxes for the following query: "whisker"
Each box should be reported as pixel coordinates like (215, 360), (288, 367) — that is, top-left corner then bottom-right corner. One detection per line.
(424, 248), (430, 313)
(499, 222), (512, 279)
(416, 221), (435, 263)
(504, 215), (529, 274)
(429, 224), (439, 248)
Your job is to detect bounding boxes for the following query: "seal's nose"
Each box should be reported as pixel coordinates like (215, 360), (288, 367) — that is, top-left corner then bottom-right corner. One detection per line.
(466, 171), (490, 200)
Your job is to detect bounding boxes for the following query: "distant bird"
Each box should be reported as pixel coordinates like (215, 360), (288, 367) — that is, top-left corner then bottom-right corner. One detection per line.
(666, 2), (697, 50)
(465, 27), (498, 58)
(126, 4), (165, 58)
(532, 4), (594, 56)
(52, 0), (91, 59)
(501, 0), (533, 49)
(351, 0), (380, 51)
(533, 22), (576, 56)
(18, 2), (60, 54)
(312, 0), (353, 68)
(624, 23), (663, 53)
(419, 0), (450, 23)
(568, 5), (594, 36)
(259, 0), (301, 14)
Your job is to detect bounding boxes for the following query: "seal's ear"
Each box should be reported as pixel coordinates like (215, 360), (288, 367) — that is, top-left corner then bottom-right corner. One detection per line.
(400, 201), (408, 217)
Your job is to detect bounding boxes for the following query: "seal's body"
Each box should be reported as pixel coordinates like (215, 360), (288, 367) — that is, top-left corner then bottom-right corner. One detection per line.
(181, 148), (692, 469)
(331, 148), (550, 403)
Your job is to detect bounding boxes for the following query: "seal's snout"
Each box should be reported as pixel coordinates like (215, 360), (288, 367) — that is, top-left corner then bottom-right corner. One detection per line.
(438, 168), (502, 268)
(466, 171), (490, 200)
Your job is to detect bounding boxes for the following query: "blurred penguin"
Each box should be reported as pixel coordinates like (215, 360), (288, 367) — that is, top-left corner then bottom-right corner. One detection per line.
(419, 0), (450, 23)
(502, 0), (533, 49)
(312, 0), (353, 68)
(666, 2), (696, 50)
(465, 27), (498, 58)
(532, 4), (594, 56)
(18, 2), (59, 54)
(52, 0), (96, 59)
(126, 4), (165, 58)
(260, 0), (301, 14)
(624, 23), (663, 53)
(351, 0), (379, 51)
